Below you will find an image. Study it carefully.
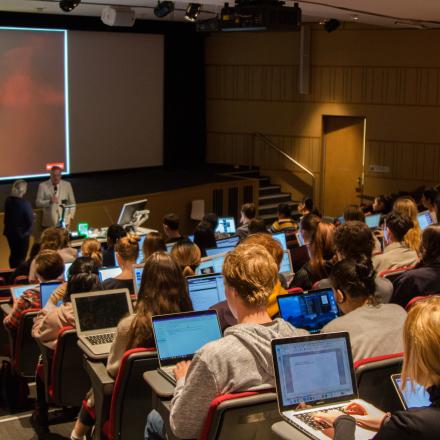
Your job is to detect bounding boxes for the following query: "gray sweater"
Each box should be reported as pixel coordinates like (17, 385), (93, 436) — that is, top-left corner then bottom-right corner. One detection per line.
(169, 318), (308, 439)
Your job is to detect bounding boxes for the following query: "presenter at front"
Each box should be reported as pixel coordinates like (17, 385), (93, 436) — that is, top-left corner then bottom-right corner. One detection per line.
(36, 165), (76, 228)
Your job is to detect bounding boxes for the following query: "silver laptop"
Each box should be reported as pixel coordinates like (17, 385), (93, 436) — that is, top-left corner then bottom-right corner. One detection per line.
(272, 332), (372, 440)
(417, 210), (434, 231)
(72, 289), (133, 356)
(99, 266), (122, 282)
(11, 284), (38, 302)
(279, 250), (293, 275)
(391, 374), (430, 410)
(197, 253), (226, 275)
(152, 310), (222, 384)
(132, 264), (144, 294)
(365, 213), (381, 229)
(186, 273), (226, 311)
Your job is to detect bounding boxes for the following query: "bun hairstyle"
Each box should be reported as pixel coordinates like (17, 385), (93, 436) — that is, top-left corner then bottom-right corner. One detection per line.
(329, 257), (377, 304)
(81, 238), (103, 267)
(115, 234), (140, 262)
(170, 239), (202, 277)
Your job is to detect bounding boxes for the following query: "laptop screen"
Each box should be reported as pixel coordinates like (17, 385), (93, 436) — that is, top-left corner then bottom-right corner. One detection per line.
(418, 211), (433, 231)
(40, 282), (63, 308)
(187, 274), (226, 311)
(273, 333), (356, 410)
(365, 213), (381, 229)
(279, 251), (293, 274)
(12, 284), (38, 300)
(75, 290), (130, 332)
(206, 246), (235, 257)
(216, 235), (240, 249)
(197, 254), (226, 275)
(272, 232), (287, 251)
(99, 267), (122, 282)
(394, 375), (430, 409)
(165, 243), (174, 254)
(215, 217), (236, 234)
(153, 311), (222, 365)
(64, 262), (73, 281)
(133, 265), (144, 293)
(277, 288), (339, 333)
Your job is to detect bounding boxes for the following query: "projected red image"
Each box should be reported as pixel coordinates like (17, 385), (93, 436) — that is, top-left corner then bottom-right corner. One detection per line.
(0, 30), (66, 178)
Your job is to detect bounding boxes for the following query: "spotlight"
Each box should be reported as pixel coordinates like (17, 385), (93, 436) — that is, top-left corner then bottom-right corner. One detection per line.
(154, 1), (175, 18)
(59, 0), (81, 12)
(324, 18), (341, 33)
(185, 3), (201, 22)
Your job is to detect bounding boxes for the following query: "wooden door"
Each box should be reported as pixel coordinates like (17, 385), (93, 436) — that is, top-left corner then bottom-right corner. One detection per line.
(321, 116), (365, 217)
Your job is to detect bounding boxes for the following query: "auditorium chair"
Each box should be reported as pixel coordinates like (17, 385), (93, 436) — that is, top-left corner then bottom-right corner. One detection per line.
(0, 268), (14, 285)
(378, 266), (415, 283)
(85, 347), (158, 440)
(290, 246), (309, 274)
(12, 275), (29, 285)
(355, 353), (404, 412)
(286, 287), (303, 294)
(0, 285), (12, 303)
(198, 390), (280, 440)
(405, 294), (440, 311)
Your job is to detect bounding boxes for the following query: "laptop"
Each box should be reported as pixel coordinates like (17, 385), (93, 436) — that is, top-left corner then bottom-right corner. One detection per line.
(186, 273), (226, 311)
(277, 288), (339, 334)
(337, 215), (345, 225)
(215, 217), (236, 234)
(11, 284), (38, 302)
(296, 231), (306, 247)
(272, 332), (372, 440)
(279, 251), (293, 275)
(391, 374), (430, 410)
(365, 213), (381, 229)
(152, 310), (222, 384)
(99, 266), (122, 282)
(216, 235), (240, 249)
(206, 246), (235, 257)
(72, 289), (133, 356)
(40, 281), (63, 308)
(272, 232), (288, 251)
(132, 264), (144, 294)
(197, 253), (226, 275)
(417, 210), (434, 231)
(165, 243), (174, 254)
(64, 262), (73, 281)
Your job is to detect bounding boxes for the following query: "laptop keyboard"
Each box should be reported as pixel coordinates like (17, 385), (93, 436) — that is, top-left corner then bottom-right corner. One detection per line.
(85, 332), (115, 345)
(295, 407), (345, 430)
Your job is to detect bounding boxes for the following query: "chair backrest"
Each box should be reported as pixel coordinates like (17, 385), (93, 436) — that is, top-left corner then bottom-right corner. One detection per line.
(0, 286), (12, 303)
(0, 268), (14, 285)
(108, 348), (158, 440)
(200, 391), (280, 440)
(49, 327), (91, 407)
(379, 266), (415, 283)
(286, 287), (303, 294)
(13, 275), (29, 285)
(355, 353), (404, 412)
(291, 246), (309, 273)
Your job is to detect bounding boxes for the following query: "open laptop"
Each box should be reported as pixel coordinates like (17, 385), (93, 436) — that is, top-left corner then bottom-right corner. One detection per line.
(99, 266), (122, 282)
(11, 284), (38, 302)
(296, 231), (306, 247)
(186, 273), (226, 311)
(272, 231), (288, 251)
(216, 235), (240, 249)
(165, 243), (174, 254)
(197, 253), (226, 275)
(152, 310), (222, 384)
(417, 210), (434, 231)
(206, 245), (235, 257)
(365, 213), (381, 229)
(391, 374), (430, 410)
(64, 262), (73, 281)
(279, 251), (293, 275)
(72, 289), (133, 356)
(132, 264), (144, 294)
(215, 217), (236, 234)
(40, 281), (63, 308)
(272, 332), (372, 440)
(277, 288), (339, 333)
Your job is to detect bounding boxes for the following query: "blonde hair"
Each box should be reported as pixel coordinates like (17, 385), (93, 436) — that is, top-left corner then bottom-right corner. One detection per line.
(11, 179), (27, 197)
(171, 240), (201, 277)
(393, 197), (422, 252)
(223, 243), (278, 307)
(81, 238), (103, 267)
(242, 233), (283, 268)
(115, 235), (140, 262)
(402, 296), (440, 390)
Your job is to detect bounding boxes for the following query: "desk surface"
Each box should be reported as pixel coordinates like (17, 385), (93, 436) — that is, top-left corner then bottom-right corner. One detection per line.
(143, 370), (175, 398)
(272, 421), (310, 440)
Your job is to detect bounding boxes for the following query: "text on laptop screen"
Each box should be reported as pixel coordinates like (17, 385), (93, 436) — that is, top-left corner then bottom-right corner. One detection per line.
(272, 232), (287, 251)
(187, 274), (226, 311)
(418, 211), (433, 231)
(40, 282), (63, 308)
(206, 246), (235, 257)
(133, 266), (144, 293)
(197, 254), (225, 275)
(215, 217), (236, 234)
(216, 236), (240, 249)
(275, 336), (354, 407)
(76, 291), (130, 332)
(396, 376), (430, 408)
(279, 252), (292, 274)
(64, 262), (73, 281)
(365, 213), (381, 228)
(278, 289), (339, 333)
(99, 267), (122, 282)
(153, 313), (222, 362)
(12, 284), (38, 300)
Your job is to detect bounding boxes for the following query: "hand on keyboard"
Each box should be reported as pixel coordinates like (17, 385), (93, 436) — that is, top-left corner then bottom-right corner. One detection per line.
(312, 409), (344, 428)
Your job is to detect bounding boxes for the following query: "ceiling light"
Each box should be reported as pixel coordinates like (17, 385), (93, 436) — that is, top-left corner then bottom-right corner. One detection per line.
(59, 0), (81, 13)
(185, 3), (201, 22)
(154, 1), (175, 18)
(323, 18), (341, 33)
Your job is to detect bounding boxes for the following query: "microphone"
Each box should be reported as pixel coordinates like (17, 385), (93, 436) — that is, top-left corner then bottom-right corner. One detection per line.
(53, 185), (58, 194)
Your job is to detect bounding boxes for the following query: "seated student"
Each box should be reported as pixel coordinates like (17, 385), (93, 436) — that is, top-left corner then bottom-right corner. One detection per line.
(193, 220), (216, 258)
(71, 252), (192, 439)
(292, 218), (336, 291)
(58, 228), (78, 263)
(248, 217), (269, 235)
(316, 221), (393, 303)
(366, 194), (391, 216)
(170, 239), (201, 277)
(314, 295), (440, 439)
(343, 204), (365, 222)
(141, 231), (166, 263)
(298, 196), (321, 218)
(391, 225), (440, 308)
(102, 224), (126, 267)
(203, 212), (227, 240)
(163, 213), (184, 244)
(421, 188), (439, 224)
(321, 258), (406, 362)
(236, 203), (256, 240)
(393, 197), (422, 254)
(373, 211), (419, 274)
(144, 244), (309, 440)
(102, 235), (139, 294)
(270, 203), (297, 233)
(3, 250), (64, 330)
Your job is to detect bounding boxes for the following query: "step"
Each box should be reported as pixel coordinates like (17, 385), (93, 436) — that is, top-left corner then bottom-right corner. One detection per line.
(259, 185), (281, 196)
(258, 193), (292, 204)
(258, 201), (298, 214)
(229, 170), (261, 178)
(258, 176), (271, 186)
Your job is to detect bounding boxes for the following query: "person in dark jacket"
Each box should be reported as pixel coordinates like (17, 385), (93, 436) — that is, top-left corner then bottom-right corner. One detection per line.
(391, 224), (440, 308)
(313, 295), (440, 440)
(3, 179), (34, 268)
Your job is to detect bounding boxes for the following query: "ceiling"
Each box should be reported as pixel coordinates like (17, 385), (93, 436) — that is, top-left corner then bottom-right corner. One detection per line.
(1, 0), (440, 28)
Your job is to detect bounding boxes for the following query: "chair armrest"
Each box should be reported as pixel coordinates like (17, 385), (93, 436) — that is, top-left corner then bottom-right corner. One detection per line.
(84, 359), (114, 440)
(0, 303), (12, 315)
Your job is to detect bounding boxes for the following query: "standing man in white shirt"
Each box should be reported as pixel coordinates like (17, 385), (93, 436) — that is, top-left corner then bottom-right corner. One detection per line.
(36, 166), (76, 228)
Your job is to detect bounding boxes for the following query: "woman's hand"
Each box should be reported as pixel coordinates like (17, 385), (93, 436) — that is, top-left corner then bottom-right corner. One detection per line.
(173, 361), (191, 381)
(344, 400), (387, 430)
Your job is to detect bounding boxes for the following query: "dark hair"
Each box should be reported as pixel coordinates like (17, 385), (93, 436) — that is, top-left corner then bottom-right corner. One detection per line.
(65, 273), (102, 303)
(106, 224), (127, 249)
(241, 203), (256, 220)
(420, 225), (440, 265)
(202, 212), (219, 232)
(386, 211), (413, 242)
(423, 188), (438, 205)
(142, 231), (166, 262)
(278, 203), (292, 218)
(163, 213), (179, 231)
(300, 213), (321, 241)
(343, 205), (365, 223)
(435, 193), (440, 222)
(374, 195), (392, 214)
(67, 256), (100, 281)
(329, 258), (377, 303)
(194, 220), (217, 257)
(35, 250), (64, 281)
(334, 221), (374, 259)
(301, 196), (314, 212)
(248, 217), (268, 235)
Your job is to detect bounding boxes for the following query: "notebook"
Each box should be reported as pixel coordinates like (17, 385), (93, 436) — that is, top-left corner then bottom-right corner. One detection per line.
(197, 253), (226, 275)
(417, 210), (434, 231)
(365, 213), (381, 229)
(277, 288), (339, 333)
(11, 284), (38, 302)
(132, 264), (144, 294)
(152, 310), (222, 384)
(72, 289), (133, 356)
(215, 217), (236, 234)
(40, 281), (63, 308)
(391, 374), (430, 410)
(272, 332), (372, 440)
(99, 266), (123, 282)
(273, 232), (288, 251)
(186, 273), (226, 311)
